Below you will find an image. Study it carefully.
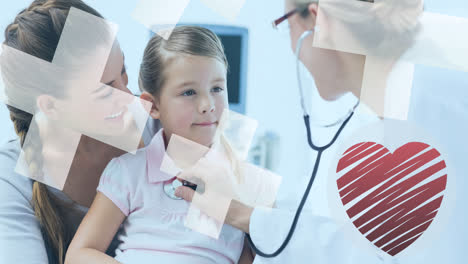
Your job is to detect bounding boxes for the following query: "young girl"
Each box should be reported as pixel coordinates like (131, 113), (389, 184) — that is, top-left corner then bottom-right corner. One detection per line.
(65, 26), (253, 264)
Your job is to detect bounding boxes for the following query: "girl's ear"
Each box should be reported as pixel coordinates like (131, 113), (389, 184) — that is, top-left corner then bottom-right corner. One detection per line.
(140, 92), (160, 119)
(36, 95), (59, 120)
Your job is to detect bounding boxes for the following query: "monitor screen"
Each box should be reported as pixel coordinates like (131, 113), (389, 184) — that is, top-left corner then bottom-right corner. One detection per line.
(221, 35), (242, 104)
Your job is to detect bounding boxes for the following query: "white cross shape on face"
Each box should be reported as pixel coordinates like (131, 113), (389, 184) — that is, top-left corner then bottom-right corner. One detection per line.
(160, 109), (282, 239)
(313, 0), (468, 120)
(132, 0), (247, 39)
(0, 8), (151, 190)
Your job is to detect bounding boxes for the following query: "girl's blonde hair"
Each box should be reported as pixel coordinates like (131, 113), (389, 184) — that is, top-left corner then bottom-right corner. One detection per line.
(3, 1), (105, 263)
(139, 26), (245, 185)
(138, 26), (228, 98)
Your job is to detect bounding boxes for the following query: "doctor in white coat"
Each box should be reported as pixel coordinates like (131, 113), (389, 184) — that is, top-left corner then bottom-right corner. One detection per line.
(174, 0), (451, 263)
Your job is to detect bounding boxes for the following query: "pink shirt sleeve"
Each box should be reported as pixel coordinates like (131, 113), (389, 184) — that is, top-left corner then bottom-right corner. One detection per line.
(97, 158), (131, 216)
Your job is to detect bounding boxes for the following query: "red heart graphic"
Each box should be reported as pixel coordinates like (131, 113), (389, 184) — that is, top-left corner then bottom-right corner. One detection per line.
(336, 142), (447, 256)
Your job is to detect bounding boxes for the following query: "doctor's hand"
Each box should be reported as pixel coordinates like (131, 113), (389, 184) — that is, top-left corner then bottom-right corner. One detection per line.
(175, 185), (254, 233)
(174, 156), (254, 233)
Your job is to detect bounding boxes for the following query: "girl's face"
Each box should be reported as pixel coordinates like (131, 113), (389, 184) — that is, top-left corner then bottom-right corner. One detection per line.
(152, 55), (228, 147)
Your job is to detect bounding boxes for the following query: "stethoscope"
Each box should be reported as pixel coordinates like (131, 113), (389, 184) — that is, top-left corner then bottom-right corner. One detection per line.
(245, 29), (360, 258)
(164, 178), (198, 200)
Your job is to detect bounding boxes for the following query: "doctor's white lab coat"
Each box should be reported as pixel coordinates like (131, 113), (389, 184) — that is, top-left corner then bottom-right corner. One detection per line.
(248, 98), (467, 264)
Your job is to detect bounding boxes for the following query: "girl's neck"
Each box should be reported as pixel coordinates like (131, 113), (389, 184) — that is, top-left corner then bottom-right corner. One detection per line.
(162, 129), (216, 151)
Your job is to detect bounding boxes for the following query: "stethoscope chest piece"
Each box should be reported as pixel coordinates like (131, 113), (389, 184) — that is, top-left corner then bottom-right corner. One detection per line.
(164, 178), (183, 200)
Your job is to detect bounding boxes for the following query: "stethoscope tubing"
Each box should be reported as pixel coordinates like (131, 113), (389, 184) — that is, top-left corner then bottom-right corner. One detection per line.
(246, 29), (357, 258)
(246, 111), (354, 258)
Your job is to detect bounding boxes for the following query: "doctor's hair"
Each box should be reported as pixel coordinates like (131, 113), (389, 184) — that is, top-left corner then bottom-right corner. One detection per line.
(3, 1), (104, 263)
(138, 26), (228, 98)
(292, 0), (423, 57)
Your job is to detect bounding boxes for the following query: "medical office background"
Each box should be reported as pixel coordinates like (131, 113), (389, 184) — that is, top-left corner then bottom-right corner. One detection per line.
(0, 0), (467, 263)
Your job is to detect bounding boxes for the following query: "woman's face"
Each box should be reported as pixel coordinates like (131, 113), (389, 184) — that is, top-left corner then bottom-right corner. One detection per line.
(50, 42), (135, 137)
(284, 0), (366, 101)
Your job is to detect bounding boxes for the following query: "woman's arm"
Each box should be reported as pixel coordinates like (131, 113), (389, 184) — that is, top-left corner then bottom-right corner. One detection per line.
(0, 139), (50, 263)
(0, 177), (49, 263)
(65, 192), (125, 264)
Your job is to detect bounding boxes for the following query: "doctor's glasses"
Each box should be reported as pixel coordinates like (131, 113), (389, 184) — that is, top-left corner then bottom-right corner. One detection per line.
(272, 0), (375, 32)
(272, 8), (301, 32)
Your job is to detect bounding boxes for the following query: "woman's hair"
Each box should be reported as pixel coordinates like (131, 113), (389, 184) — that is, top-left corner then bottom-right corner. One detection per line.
(292, 0), (423, 56)
(138, 26), (228, 98)
(3, 1), (104, 263)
